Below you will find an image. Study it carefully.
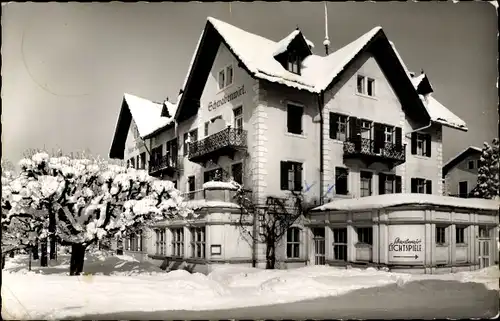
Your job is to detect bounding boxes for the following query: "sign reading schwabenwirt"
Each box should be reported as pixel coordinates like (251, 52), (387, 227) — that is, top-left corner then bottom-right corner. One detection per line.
(208, 85), (245, 112)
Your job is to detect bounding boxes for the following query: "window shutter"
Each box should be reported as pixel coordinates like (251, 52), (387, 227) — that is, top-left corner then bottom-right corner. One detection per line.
(395, 176), (402, 193)
(294, 163), (303, 191)
(425, 135), (432, 157)
(411, 178), (417, 193)
(425, 180), (432, 194)
(374, 123), (384, 153)
(378, 173), (386, 195)
(329, 113), (338, 139)
(348, 116), (357, 141)
(280, 161), (289, 190)
(395, 127), (402, 152)
(411, 132), (417, 155)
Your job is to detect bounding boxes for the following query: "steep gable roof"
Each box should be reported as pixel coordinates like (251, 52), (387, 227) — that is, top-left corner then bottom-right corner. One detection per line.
(273, 29), (313, 57)
(442, 146), (483, 177)
(109, 93), (176, 159)
(175, 17), (466, 133)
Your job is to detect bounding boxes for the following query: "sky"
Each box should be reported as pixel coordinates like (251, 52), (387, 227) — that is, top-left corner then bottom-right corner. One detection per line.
(1, 2), (498, 167)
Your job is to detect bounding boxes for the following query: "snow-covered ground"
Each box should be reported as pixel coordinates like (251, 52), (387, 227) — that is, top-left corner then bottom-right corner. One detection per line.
(2, 251), (499, 320)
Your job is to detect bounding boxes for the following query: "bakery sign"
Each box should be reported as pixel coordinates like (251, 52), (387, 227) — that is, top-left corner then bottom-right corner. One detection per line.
(208, 85), (246, 112)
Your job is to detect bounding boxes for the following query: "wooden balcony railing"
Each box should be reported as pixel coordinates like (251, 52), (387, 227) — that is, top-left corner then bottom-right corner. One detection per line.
(188, 127), (247, 164)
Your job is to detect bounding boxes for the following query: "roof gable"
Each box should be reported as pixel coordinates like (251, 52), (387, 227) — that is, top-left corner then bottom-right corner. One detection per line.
(109, 93), (176, 159)
(442, 146), (482, 176)
(273, 29), (313, 58)
(174, 17), (466, 132)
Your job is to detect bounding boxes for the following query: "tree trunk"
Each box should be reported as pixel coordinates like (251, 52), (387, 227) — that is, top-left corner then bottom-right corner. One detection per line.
(32, 242), (39, 260)
(9, 251), (15, 258)
(69, 244), (86, 276)
(49, 210), (57, 260)
(265, 241), (276, 269)
(40, 240), (48, 267)
(28, 251), (32, 271)
(1, 254), (5, 269)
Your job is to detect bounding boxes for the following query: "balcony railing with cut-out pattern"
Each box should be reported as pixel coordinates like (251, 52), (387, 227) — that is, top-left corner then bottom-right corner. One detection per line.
(343, 138), (406, 165)
(188, 127), (247, 162)
(149, 155), (182, 176)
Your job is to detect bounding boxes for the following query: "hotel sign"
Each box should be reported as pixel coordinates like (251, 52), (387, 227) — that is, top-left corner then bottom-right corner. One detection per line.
(208, 85), (246, 112)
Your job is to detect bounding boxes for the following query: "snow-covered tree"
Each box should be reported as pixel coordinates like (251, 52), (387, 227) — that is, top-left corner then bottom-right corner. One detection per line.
(473, 138), (499, 199)
(2, 152), (193, 275)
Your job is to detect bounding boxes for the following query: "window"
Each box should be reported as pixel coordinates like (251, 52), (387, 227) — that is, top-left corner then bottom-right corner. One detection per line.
(367, 78), (375, 96)
(360, 171), (373, 197)
(378, 173), (402, 194)
(329, 113), (348, 141)
(468, 160), (475, 170)
(411, 178), (432, 194)
(151, 145), (163, 166)
(187, 176), (196, 200)
(312, 228), (326, 265)
(479, 227), (490, 238)
(233, 106), (243, 130)
(287, 104), (303, 135)
(166, 138), (178, 167)
(332, 228), (348, 261)
(205, 116), (223, 137)
(384, 126), (394, 143)
(411, 132), (431, 157)
(357, 227), (373, 245)
(218, 65), (233, 90)
(357, 75), (365, 94)
(129, 157), (135, 169)
(458, 181), (468, 198)
(360, 120), (372, 139)
(171, 228), (184, 257)
(226, 65), (233, 87)
(204, 168), (223, 183)
(139, 152), (146, 170)
(280, 161), (303, 191)
(218, 69), (225, 90)
(136, 155), (140, 170)
(286, 227), (300, 258)
(190, 227), (206, 259)
(231, 162), (243, 185)
(128, 231), (142, 252)
(357, 75), (375, 97)
(335, 167), (349, 195)
(456, 227), (466, 244)
(155, 229), (166, 256)
(436, 226), (446, 245)
(287, 53), (301, 74)
(184, 129), (198, 155)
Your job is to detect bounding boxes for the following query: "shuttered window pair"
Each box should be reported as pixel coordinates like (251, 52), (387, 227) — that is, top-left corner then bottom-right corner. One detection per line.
(280, 161), (303, 191)
(411, 178), (432, 194)
(411, 132), (432, 157)
(378, 173), (402, 194)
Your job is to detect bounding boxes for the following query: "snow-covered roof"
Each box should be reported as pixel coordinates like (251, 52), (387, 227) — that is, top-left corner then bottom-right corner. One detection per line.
(175, 17), (467, 133)
(202, 181), (239, 190)
(123, 93), (176, 138)
(185, 200), (241, 210)
(418, 94), (467, 131)
(312, 193), (499, 212)
(442, 145), (483, 176)
(272, 29), (314, 56)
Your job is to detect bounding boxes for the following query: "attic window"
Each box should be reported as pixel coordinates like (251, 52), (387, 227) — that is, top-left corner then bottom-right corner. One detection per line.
(218, 65), (234, 90)
(287, 52), (301, 75)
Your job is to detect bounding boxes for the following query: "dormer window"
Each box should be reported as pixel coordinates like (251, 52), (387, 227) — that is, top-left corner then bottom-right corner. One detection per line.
(287, 52), (301, 74)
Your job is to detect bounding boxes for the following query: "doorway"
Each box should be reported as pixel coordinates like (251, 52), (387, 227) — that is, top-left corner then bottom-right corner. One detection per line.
(312, 227), (326, 265)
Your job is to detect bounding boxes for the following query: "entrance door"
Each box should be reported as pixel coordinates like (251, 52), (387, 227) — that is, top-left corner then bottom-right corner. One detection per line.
(478, 227), (491, 268)
(458, 181), (468, 198)
(312, 228), (326, 265)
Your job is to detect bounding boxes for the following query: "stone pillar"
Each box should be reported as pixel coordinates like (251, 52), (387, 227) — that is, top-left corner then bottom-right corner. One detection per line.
(424, 223), (432, 270)
(450, 223), (456, 268)
(372, 224), (380, 264)
(325, 223), (333, 261)
(183, 226), (191, 259)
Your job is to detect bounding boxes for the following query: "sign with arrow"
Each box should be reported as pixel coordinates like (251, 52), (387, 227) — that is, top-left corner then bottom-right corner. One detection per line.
(388, 225), (424, 263)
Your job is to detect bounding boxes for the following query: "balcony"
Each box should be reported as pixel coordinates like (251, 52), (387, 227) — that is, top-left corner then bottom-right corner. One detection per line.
(343, 138), (406, 168)
(188, 127), (247, 165)
(149, 155), (182, 177)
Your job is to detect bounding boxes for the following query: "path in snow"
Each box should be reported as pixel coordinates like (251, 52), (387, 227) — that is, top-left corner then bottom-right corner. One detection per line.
(73, 280), (499, 320)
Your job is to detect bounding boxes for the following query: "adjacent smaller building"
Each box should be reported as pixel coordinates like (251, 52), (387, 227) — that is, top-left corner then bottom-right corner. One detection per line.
(309, 193), (498, 274)
(442, 146), (482, 198)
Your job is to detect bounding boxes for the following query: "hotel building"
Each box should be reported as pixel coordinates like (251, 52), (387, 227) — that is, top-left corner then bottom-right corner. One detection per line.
(109, 17), (499, 273)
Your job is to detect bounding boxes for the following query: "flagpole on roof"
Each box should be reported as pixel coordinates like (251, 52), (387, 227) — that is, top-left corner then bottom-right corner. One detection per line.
(323, 1), (331, 55)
